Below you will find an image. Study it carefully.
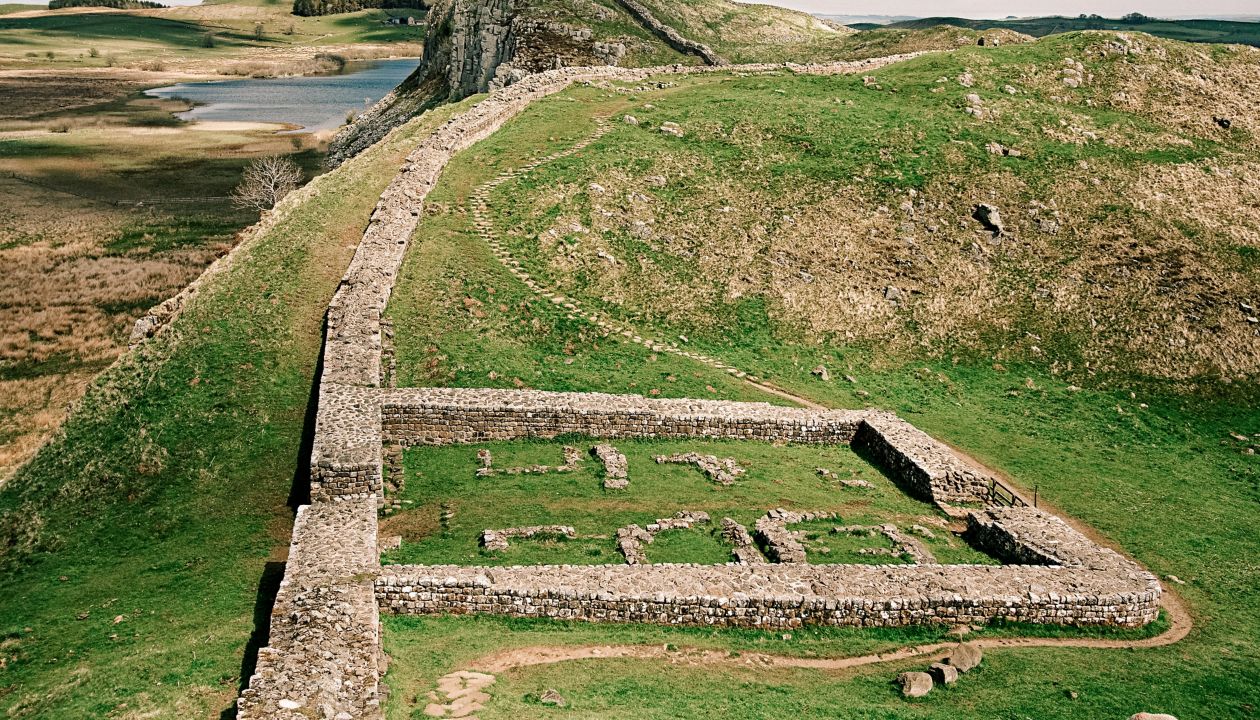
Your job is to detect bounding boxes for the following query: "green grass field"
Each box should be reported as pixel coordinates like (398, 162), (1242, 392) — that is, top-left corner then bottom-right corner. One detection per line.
(0, 2), (422, 70)
(382, 437), (963, 567)
(377, 38), (1258, 719)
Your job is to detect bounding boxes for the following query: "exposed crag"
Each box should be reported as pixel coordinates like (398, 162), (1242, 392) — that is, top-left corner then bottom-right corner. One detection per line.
(329, 0), (642, 166)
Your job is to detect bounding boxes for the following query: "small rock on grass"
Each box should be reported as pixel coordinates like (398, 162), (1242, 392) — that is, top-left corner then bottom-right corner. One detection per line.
(1129, 714), (1178, 720)
(929, 662), (958, 685)
(540, 688), (567, 707)
(898, 671), (933, 697)
(946, 642), (982, 672)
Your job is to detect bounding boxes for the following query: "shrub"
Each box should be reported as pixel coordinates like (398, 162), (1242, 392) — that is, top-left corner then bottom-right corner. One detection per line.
(232, 156), (304, 211)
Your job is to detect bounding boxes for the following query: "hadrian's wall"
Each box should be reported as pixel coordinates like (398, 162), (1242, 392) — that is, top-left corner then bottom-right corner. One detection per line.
(237, 499), (382, 719)
(610, 0), (728, 66)
(853, 413), (996, 504)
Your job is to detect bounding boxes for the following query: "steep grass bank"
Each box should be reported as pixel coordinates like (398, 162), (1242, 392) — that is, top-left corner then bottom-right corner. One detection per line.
(0, 99), (471, 719)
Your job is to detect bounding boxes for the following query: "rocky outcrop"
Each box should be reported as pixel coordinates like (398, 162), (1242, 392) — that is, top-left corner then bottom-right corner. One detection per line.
(329, 0), (636, 167)
(610, 0), (726, 65)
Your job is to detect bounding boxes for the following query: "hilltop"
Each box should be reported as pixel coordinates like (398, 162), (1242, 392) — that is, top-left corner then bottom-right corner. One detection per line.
(887, 14), (1260, 47)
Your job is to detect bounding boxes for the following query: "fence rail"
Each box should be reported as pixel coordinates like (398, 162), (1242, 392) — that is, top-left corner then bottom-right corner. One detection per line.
(987, 478), (1028, 507)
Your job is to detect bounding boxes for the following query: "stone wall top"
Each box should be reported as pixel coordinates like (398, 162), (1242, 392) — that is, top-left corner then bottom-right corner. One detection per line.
(382, 386), (869, 424)
(378, 554), (1157, 607)
(238, 500), (381, 720)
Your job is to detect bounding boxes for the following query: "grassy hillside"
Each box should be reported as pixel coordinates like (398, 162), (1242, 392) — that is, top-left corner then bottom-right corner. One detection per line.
(888, 14), (1260, 47)
(631, 0), (852, 63)
(479, 33), (1260, 384)
(0, 0), (423, 72)
(0, 97), (473, 719)
(0, 94), (325, 481)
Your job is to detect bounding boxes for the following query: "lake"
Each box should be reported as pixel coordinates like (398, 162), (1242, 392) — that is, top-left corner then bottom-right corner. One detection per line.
(145, 58), (418, 132)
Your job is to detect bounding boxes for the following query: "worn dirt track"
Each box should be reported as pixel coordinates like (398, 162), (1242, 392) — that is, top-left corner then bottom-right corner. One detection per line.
(469, 585), (1190, 678)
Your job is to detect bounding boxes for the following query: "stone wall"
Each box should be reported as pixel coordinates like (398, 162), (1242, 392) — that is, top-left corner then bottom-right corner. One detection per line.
(377, 560), (1160, 630)
(966, 506), (1118, 567)
(852, 412), (995, 504)
(381, 387), (867, 446)
(378, 506), (1160, 631)
(237, 500), (381, 720)
(241, 50), (1160, 720)
(610, 0), (727, 66)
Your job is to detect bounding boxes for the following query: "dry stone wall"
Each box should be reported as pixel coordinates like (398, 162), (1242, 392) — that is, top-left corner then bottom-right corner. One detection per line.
(610, 0), (727, 65)
(381, 387), (867, 446)
(853, 412), (996, 504)
(379, 510), (1159, 632)
(237, 500), (381, 719)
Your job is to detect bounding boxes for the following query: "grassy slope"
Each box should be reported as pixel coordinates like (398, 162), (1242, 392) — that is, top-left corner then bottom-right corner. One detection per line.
(631, 0), (855, 64)
(0, 24), (1254, 720)
(523, 0), (690, 68)
(0, 98), (471, 719)
(378, 38), (1259, 720)
(486, 35), (1259, 384)
(384, 91), (763, 402)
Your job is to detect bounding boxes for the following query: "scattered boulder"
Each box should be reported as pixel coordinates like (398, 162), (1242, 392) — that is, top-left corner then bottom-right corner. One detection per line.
(540, 688), (567, 707)
(1129, 714), (1177, 720)
(623, 114), (639, 125)
(811, 365), (830, 381)
(128, 315), (161, 346)
(957, 71), (974, 87)
(985, 141), (1021, 157)
(929, 662), (959, 685)
(973, 204), (1005, 236)
(884, 285), (903, 302)
(898, 671), (934, 697)
(947, 643), (983, 672)
(659, 121), (684, 137)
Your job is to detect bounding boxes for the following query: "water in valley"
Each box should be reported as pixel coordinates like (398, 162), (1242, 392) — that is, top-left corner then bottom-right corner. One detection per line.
(145, 58), (418, 132)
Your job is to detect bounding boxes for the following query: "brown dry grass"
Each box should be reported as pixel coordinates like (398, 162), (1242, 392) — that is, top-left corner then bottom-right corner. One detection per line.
(499, 38), (1260, 383)
(0, 95), (322, 482)
(0, 177), (216, 481)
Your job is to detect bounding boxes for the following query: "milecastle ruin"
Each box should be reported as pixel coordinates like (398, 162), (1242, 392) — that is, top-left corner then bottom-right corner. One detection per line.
(234, 58), (1163, 720)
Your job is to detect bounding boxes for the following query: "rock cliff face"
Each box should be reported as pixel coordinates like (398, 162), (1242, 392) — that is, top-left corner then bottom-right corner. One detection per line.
(328, 0), (634, 167)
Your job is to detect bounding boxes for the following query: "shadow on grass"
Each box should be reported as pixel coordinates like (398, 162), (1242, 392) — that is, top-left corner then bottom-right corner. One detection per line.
(223, 559), (286, 720)
(222, 317), (327, 718)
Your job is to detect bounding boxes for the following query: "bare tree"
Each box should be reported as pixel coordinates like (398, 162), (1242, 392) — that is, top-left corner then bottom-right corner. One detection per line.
(232, 155), (303, 211)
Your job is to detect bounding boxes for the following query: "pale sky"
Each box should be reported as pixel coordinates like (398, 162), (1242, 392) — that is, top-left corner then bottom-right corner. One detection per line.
(767, 0), (1256, 18)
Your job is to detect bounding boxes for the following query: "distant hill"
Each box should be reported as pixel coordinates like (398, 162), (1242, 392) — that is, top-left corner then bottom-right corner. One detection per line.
(886, 13), (1260, 46)
(814, 14), (919, 26)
